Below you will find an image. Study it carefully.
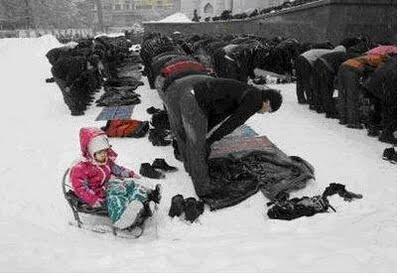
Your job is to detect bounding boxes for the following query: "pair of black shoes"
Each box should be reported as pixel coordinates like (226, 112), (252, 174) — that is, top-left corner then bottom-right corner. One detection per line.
(168, 194), (205, 223)
(140, 159), (177, 179)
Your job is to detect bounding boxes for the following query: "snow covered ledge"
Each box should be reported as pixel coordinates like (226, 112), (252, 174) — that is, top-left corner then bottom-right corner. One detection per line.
(143, 0), (396, 45)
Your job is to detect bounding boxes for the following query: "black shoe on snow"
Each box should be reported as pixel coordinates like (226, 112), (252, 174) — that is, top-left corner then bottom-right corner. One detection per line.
(147, 106), (162, 114)
(147, 184), (162, 204)
(45, 77), (55, 83)
(152, 158), (178, 172)
(139, 163), (165, 179)
(184, 197), (204, 223)
(267, 195), (331, 221)
(383, 147), (397, 164)
(323, 183), (362, 202)
(168, 194), (185, 218)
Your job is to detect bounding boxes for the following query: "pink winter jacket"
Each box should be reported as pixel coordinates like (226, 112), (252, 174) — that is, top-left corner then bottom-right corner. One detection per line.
(70, 128), (137, 206)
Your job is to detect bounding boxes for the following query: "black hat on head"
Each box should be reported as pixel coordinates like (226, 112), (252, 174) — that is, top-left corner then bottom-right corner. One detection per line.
(261, 89), (282, 112)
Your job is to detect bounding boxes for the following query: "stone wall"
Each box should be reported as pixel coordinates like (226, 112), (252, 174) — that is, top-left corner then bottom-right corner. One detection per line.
(143, 0), (396, 44)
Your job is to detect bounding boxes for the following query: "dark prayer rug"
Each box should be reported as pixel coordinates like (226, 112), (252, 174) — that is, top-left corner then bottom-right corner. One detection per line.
(209, 136), (275, 159)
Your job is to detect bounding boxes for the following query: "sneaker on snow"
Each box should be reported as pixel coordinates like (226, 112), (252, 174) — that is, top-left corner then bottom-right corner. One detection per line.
(140, 163), (165, 179)
(168, 194), (185, 218)
(152, 158), (178, 172)
(114, 200), (143, 230)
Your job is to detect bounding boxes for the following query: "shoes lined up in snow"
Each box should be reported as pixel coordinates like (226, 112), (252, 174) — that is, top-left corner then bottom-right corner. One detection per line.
(168, 194), (205, 223)
(267, 183), (362, 221)
(139, 159), (177, 179)
(383, 147), (397, 164)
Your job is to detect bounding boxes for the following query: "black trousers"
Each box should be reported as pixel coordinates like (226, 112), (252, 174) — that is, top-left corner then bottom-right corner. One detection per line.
(337, 64), (363, 126)
(163, 74), (214, 197)
(295, 56), (313, 104)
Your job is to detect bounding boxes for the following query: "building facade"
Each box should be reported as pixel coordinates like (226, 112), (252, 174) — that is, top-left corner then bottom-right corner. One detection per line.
(93, 0), (179, 28)
(181, 0), (286, 20)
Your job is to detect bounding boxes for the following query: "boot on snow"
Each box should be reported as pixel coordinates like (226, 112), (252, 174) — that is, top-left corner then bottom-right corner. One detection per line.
(139, 163), (165, 179)
(152, 158), (178, 172)
(184, 197), (204, 223)
(168, 194), (185, 218)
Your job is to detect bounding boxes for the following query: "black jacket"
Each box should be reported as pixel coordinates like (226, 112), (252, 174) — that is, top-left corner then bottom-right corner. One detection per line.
(51, 56), (87, 87)
(193, 78), (263, 144)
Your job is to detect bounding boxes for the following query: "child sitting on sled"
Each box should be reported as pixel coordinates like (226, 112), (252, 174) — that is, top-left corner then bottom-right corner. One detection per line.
(70, 127), (161, 230)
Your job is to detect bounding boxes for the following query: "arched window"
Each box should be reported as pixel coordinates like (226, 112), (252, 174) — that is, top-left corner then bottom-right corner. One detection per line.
(203, 3), (214, 14)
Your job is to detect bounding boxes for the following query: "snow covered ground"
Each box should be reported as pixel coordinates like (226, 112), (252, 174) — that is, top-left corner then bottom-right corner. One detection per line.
(0, 36), (396, 272)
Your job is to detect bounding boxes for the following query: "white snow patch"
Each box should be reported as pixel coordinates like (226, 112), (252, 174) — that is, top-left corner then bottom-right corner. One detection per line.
(0, 36), (396, 273)
(155, 12), (192, 23)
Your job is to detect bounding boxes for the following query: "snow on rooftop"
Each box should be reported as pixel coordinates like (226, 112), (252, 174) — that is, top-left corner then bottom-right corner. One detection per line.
(156, 12), (191, 23)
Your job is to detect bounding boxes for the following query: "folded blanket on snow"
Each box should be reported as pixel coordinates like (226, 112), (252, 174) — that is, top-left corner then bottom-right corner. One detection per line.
(203, 149), (315, 210)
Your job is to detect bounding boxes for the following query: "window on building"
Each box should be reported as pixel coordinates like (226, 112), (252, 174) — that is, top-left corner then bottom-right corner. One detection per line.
(204, 3), (214, 14)
(115, 4), (121, 10)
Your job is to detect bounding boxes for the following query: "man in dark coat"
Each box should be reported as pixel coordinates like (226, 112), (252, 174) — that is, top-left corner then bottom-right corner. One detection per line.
(163, 75), (282, 196)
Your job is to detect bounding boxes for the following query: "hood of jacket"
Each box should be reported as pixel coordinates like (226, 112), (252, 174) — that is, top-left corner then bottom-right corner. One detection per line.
(79, 127), (117, 161)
